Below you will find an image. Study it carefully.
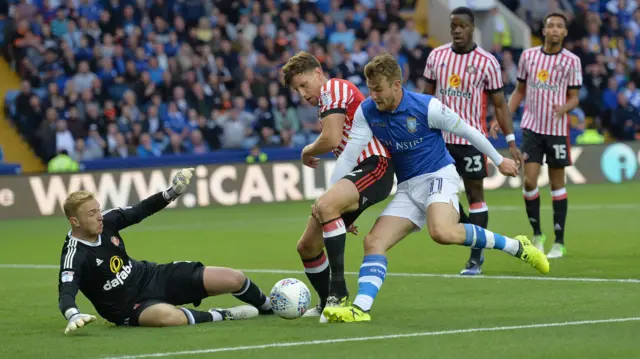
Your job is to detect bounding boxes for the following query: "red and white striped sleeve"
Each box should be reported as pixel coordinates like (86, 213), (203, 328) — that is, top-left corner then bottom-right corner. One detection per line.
(484, 55), (504, 92)
(567, 56), (583, 89)
(319, 79), (350, 117)
(423, 50), (437, 83)
(516, 51), (528, 82)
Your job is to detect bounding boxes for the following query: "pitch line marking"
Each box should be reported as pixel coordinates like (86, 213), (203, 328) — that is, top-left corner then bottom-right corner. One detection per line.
(101, 317), (640, 359)
(1, 264), (639, 284)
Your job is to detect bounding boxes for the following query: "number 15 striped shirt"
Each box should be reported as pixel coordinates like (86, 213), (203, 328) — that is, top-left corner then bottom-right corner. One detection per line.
(517, 46), (583, 137)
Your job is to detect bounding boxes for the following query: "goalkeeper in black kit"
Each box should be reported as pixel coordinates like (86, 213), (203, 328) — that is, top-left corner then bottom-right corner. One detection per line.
(58, 168), (273, 334)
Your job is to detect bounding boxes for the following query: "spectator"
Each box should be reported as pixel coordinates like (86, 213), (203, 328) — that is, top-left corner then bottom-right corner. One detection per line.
(612, 92), (640, 140)
(190, 129), (210, 154)
(245, 145), (268, 163)
(217, 107), (253, 149)
(85, 124), (107, 159)
(36, 108), (58, 161)
(401, 19), (422, 50)
(48, 149), (79, 173)
(110, 132), (133, 159)
(164, 133), (188, 155)
(55, 119), (75, 156)
(164, 102), (189, 140)
(136, 132), (162, 157)
(273, 95), (300, 137)
(72, 61), (97, 92)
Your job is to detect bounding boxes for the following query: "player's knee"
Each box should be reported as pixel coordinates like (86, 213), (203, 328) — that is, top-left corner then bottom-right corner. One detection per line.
(159, 310), (188, 327)
(523, 176), (538, 191)
(363, 233), (384, 255)
(296, 237), (316, 258)
(228, 269), (247, 292)
(313, 197), (336, 220)
(549, 173), (565, 190)
(297, 225), (323, 258)
(428, 224), (454, 245)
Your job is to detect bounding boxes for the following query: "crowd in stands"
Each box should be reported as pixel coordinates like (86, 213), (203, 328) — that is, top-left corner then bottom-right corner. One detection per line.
(1, 0), (639, 166)
(2, 0), (423, 163)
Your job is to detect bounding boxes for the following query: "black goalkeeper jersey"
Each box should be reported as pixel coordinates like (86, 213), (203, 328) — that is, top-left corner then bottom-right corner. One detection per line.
(57, 192), (170, 323)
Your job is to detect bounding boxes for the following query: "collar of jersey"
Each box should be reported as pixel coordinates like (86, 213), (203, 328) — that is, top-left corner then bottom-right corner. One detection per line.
(541, 46), (562, 56)
(451, 43), (477, 55)
(392, 87), (410, 113)
(67, 230), (102, 247)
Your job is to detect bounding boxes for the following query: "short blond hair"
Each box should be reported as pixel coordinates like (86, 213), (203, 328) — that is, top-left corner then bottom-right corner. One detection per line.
(281, 51), (322, 87)
(364, 54), (402, 86)
(64, 191), (95, 218)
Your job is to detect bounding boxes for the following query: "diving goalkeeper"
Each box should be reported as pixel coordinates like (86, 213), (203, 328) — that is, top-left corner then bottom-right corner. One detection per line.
(58, 168), (272, 334)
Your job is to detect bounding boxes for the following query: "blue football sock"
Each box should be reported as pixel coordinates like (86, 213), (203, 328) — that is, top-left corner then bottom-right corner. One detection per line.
(352, 255), (387, 312)
(463, 223), (520, 256)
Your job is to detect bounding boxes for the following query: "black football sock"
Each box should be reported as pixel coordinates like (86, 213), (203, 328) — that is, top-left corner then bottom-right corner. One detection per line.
(551, 188), (568, 245)
(180, 308), (214, 324)
(468, 202), (489, 262)
(523, 187), (542, 236)
(233, 278), (272, 313)
(302, 251), (330, 307)
(322, 217), (348, 298)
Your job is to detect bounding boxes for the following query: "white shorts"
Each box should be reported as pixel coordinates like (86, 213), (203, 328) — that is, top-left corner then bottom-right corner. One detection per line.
(380, 164), (461, 230)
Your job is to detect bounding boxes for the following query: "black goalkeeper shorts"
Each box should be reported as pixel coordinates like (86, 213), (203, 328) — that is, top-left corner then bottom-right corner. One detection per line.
(120, 261), (208, 326)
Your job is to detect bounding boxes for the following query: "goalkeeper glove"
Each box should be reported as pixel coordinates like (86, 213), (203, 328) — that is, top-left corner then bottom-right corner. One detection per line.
(65, 313), (97, 334)
(163, 167), (195, 201)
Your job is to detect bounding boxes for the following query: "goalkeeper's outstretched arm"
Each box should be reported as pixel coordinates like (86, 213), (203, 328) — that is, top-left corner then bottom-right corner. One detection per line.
(102, 168), (195, 231)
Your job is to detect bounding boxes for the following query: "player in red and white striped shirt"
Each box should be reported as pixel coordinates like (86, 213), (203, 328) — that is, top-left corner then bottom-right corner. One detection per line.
(281, 52), (394, 320)
(508, 12), (582, 259)
(423, 7), (523, 275)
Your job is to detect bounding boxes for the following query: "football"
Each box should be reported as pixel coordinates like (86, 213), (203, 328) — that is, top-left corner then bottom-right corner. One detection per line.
(269, 278), (312, 319)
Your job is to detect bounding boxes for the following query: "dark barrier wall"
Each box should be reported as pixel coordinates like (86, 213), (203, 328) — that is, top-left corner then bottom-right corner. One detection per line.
(1, 142), (639, 220)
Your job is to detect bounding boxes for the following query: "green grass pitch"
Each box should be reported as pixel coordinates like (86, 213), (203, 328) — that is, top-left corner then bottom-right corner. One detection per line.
(1, 183), (640, 359)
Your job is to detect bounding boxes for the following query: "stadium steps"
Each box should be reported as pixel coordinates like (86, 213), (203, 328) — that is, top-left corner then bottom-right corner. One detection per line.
(0, 59), (44, 173)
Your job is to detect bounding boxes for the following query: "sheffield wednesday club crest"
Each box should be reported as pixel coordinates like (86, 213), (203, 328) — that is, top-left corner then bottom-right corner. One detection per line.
(406, 117), (417, 133)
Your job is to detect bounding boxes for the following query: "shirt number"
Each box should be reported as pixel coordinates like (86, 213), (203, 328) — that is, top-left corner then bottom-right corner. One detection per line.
(464, 156), (483, 172)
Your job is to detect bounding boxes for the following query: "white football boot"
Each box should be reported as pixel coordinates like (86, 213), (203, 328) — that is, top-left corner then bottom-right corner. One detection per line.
(546, 243), (566, 259)
(210, 305), (259, 320)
